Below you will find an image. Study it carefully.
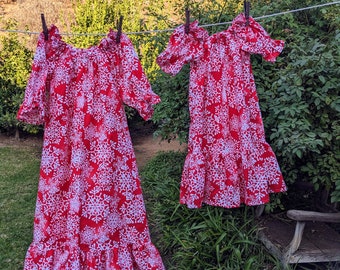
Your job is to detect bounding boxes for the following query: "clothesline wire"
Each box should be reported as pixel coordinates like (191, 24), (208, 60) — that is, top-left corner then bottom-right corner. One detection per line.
(0, 1), (339, 36)
(201, 1), (340, 28)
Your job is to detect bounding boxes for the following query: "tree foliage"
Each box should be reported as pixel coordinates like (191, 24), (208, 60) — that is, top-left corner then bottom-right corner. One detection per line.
(0, 20), (35, 135)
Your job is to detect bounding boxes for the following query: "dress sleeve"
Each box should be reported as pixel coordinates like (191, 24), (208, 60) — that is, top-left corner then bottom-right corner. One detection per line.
(156, 21), (209, 75)
(17, 32), (48, 125)
(118, 33), (160, 121)
(234, 14), (284, 62)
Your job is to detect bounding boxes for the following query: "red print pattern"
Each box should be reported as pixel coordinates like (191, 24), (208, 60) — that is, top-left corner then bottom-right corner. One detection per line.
(18, 26), (164, 269)
(157, 14), (287, 209)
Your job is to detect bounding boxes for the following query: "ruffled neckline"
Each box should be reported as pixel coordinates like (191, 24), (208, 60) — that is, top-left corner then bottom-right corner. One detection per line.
(229, 13), (265, 37)
(171, 20), (209, 42)
(43, 25), (127, 61)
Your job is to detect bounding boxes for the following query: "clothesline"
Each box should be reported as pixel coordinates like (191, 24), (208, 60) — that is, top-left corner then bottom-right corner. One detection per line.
(0, 1), (339, 36)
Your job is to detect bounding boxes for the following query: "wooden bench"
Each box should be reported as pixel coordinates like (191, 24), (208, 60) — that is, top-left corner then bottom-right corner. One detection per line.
(257, 208), (340, 268)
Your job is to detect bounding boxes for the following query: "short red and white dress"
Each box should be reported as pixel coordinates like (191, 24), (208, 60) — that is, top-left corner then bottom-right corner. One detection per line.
(157, 14), (287, 209)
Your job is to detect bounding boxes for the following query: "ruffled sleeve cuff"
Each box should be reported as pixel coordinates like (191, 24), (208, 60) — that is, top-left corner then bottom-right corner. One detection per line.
(135, 93), (161, 121)
(17, 33), (49, 125)
(232, 13), (285, 62)
(17, 100), (46, 125)
(262, 39), (285, 62)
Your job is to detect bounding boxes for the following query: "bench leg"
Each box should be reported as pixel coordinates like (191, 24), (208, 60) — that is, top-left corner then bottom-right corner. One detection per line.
(284, 220), (306, 264)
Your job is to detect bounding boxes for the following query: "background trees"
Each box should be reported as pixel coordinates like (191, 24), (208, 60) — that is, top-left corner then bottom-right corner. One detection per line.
(0, 0), (339, 203)
(0, 20), (33, 137)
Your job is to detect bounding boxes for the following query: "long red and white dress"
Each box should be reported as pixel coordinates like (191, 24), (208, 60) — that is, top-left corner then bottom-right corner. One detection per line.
(18, 26), (165, 269)
(157, 14), (287, 209)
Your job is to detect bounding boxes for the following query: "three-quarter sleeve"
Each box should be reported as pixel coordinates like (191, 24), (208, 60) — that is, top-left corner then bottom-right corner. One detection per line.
(17, 33), (48, 125)
(156, 21), (209, 76)
(234, 14), (284, 62)
(117, 33), (160, 121)
(17, 34), (48, 125)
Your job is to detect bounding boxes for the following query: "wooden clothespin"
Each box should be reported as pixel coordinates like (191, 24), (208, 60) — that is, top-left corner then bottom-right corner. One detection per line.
(41, 13), (48, 41)
(116, 15), (124, 44)
(244, 0), (250, 26)
(185, 7), (190, 34)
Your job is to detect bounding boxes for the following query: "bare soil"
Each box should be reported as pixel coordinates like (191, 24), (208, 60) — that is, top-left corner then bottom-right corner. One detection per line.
(130, 122), (187, 168)
(0, 123), (187, 169)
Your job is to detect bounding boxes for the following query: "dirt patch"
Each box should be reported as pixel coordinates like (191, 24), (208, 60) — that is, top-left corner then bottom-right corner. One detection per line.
(0, 123), (187, 169)
(0, 133), (43, 149)
(130, 123), (187, 169)
(134, 136), (186, 168)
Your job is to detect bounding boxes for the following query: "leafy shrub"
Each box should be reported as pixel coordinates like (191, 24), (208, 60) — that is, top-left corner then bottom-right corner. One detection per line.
(152, 67), (190, 143)
(141, 151), (281, 270)
(251, 2), (340, 204)
(0, 20), (37, 135)
(267, 34), (339, 203)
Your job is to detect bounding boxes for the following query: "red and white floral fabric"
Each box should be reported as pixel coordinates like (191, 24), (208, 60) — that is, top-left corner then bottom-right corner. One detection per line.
(18, 26), (164, 269)
(157, 14), (287, 209)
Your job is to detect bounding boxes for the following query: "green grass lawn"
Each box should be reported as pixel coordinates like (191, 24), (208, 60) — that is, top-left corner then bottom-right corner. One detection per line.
(0, 144), (41, 269)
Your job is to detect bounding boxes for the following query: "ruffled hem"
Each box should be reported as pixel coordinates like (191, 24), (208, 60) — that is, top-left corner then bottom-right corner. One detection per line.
(202, 196), (269, 209)
(24, 241), (165, 270)
(188, 186), (286, 209)
(180, 140), (287, 209)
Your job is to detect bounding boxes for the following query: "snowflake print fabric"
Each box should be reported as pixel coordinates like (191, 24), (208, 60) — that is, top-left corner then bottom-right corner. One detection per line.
(17, 25), (164, 269)
(157, 14), (287, 209)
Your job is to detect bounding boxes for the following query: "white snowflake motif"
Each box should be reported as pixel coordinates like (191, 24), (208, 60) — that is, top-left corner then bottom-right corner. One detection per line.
(82, 188), (109, 223)
(71, 148), (86, 168)
(54, 65), (69, 84)
(121, 194), (146, 224)
(117, 247), (133, 268)
(76, 94), (85, 109)
(247, 167), (268, 193)
(81, 226), (97, 245)
(105, 211), (122, 233)
(104, 114), (119, 133)
(69, 196), (80, 214)
(40, 148), (57, 176)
